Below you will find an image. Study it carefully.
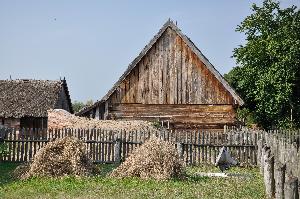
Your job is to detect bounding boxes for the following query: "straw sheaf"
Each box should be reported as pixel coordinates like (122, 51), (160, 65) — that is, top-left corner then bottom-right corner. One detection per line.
(21, 136), (93, 178)
(110, 137), (184, 180)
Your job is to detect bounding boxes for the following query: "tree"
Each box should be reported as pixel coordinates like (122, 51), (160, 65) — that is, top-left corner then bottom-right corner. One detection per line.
(72, 100), (94, 113)
(86, 99), (94, 107)
(228, 0), (300, 129)
(72, 101), (85, 113)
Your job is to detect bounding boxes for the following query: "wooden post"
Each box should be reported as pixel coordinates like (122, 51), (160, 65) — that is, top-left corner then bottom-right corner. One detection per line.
(261, 145), (269, 174)
(274, 162), (286, 199)
(114, 139), (121, 164)
(177, 142), (184, 160)
(264, 150), (275, 199)
(284, 177), (299, 199)
(104, 101), (109, 120)
(223, 125), (227, 133)
(257, 139), (262, 168)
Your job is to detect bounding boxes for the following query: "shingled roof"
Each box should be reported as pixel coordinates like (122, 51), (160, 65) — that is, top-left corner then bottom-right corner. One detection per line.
(77, 19), (244, 116)
(0, 79), (73, 118)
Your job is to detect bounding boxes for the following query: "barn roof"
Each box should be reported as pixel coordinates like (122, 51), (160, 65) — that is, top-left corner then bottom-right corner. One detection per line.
(0, 79), (73, 118)
(77, 19), (244, 115)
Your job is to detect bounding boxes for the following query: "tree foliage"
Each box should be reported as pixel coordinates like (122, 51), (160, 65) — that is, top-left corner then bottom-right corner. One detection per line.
(72, 100), (94, 113)
(228, 0), (300, 129)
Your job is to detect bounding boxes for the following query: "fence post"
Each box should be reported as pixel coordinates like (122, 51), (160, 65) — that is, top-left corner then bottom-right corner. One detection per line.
(264, 149), (275, 199)
(274, 162), (286, 199)
(261, 145), (270, 174)
(114, 139), (121, 164)
(257, 139), (262, 168)
(284, 177), (299, 199)
(177, 142), (184, 160)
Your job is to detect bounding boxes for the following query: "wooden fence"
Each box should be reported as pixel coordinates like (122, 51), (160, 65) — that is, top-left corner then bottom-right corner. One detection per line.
(258, 130), (300, 198)
(0, 128), (259, 166)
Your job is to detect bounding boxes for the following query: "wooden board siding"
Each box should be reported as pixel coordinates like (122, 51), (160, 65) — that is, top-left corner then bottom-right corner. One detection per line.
(109, 28), (234, 105)
(76, 21), (244, 130)
(1, 118), (20, 129)
(108, 103), (236, 129)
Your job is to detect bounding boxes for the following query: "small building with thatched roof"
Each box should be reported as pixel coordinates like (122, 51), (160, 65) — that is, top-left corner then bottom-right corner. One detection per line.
(0, 79), (73, 129)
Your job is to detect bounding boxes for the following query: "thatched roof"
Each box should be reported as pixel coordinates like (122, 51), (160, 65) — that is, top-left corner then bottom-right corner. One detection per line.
(0, 79), (73, 118)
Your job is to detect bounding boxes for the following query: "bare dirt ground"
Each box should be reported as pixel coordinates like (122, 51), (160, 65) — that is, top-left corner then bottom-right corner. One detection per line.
(47, 109), (158, 132)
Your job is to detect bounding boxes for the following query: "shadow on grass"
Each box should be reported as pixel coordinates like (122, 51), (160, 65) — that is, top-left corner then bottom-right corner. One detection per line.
(94, 163), (118, 177)
(0, 162), (20, 186)
(185, 175), (210, 183)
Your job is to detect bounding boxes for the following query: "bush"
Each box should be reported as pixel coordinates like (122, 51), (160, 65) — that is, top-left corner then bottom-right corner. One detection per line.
(0, 142), (8, 157)
(21, 136), (93, 179)
(110, 137), (184, 180)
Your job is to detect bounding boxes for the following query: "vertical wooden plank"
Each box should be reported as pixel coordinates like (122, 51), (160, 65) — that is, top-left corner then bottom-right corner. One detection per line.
(123, 130), (127, 158)
(182, 41), (188, 104)
(197, 130), (201, 164)
(20, 128), (25, 162)
(135, 130), (138, 149)
(7, 128), (12, 161)
(28, 128), (33, 160)
(95, 129), (99, 162)
(16, 129), (20, 162)
(192, 131), (197, 164)
(12, 129), (16, 162)
(208, 131), (212, 164)
(92, 129), (96, 162)
(33, 128), (37, 159)
(37, 128), (41, 158)
(100, 128), (104, 162)
(178, 36), (183, 104)
(107, 131), (111, 162)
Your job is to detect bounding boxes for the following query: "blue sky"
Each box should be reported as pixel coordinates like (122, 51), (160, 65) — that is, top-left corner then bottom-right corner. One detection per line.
(1, 0), (299, 102)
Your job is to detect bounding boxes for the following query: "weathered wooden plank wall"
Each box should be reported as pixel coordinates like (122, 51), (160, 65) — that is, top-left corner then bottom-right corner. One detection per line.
(109, 28), (234, 105)
(108, 104), (236, 129)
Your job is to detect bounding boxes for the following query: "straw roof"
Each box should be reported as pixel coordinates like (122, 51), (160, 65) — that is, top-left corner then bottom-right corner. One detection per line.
(0, 79), (72, 118)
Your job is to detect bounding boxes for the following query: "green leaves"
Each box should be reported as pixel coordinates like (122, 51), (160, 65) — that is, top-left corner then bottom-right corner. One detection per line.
(229, 0), (300, 129)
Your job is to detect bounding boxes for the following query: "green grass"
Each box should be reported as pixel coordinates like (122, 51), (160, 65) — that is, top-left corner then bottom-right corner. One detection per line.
(0, 162), (19, 185)
(0, 163), (266, 199)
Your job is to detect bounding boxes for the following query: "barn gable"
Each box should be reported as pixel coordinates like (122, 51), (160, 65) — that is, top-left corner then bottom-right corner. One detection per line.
(102, 19), (244, 106)
(77, 20), (244, 129)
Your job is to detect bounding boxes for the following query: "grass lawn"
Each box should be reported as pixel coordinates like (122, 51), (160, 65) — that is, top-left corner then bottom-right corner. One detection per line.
(0, 162), (266, 199)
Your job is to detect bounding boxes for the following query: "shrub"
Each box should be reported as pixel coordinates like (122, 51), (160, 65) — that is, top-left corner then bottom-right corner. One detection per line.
(110, 137), (184, 180)
(0, 142), (8, 157)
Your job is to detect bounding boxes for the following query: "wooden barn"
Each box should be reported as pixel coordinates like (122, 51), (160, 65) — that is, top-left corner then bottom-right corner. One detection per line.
(77, 20), (244, 130)
(0, 79), (73, 129)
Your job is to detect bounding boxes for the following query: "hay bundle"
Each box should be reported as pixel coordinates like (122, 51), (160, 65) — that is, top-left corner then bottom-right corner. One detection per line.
(110, 137), (184, 180)
(22, 136), (93, 178)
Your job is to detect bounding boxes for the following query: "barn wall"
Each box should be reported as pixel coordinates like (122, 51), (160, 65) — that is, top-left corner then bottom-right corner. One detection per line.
(109, 27), (234, 105)
(108, 103), (236, 129)
(79, 27), (240, 129)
